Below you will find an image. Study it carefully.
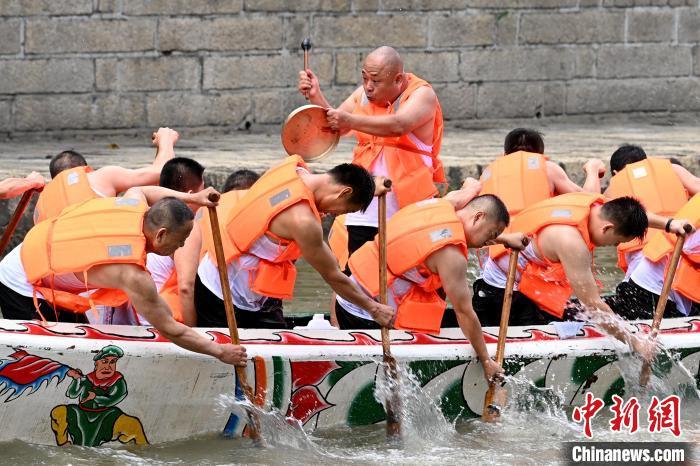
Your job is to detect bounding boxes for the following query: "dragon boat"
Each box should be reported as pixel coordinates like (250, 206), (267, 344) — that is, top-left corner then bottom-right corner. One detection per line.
(0, 316), (698, 447)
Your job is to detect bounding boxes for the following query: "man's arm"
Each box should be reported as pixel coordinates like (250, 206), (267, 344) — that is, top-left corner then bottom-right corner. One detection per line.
(284, 207), (394, 327)
(0, 172), (44, 199)
(427, 246), (502, 383)
(87, 263), (247, 366)
(326, 86), (436, 137)
(172, 221), (202, 327)
(645, 211), (695, 235)
(90, 128), (178, 195)
(671, 164), (700, 196)
(547, 228), (656, 360)
(123, 185), (219, 208)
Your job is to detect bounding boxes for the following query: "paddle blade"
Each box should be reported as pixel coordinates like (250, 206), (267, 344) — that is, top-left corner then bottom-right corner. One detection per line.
(482, 383), (507, 422)
(382, 353), (402, 439)
(639, 360), (652, 388)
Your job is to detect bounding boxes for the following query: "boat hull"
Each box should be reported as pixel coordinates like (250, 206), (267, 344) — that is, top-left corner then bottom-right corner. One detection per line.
(0, 318), (698, 447)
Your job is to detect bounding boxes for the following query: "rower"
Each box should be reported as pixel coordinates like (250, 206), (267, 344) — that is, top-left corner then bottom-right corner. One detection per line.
(222, 169), (260, 193)
(604, 144), (699, 273)
(195, 155), (394, 329)
(0, 187), (248, 367)
(473, 192), (693, 360)
(479, 128), (606, 216)
(0, 172), (45, 199)
(336, 189), (524, 383)
(33, 127), (178, 223)
(609, 193), (700, 319)
(101, 158), (207, 327)
(299, 46), (446, 260)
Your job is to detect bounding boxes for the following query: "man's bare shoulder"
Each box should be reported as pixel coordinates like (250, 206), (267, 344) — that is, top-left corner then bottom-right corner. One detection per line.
(424, 244), (466, 275)
(539, 224), (588, 252)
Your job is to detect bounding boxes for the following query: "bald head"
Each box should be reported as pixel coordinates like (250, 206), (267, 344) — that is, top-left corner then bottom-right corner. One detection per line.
(365, 46), (404, 75)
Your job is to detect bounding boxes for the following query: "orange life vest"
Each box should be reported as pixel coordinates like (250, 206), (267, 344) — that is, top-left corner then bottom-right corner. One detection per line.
(33, 166), (98, 223)
(349, 198), (468, 334)
(606, 158), (688, 270)
(513, 193), (604, 319)
(352, 73), (445, 208)
(643, 193), (700, 303)
(481, 151), (553, 259)
(199, 156), (320, 300)
(21, 197), (148, 313)
(328, 214), (349, 270)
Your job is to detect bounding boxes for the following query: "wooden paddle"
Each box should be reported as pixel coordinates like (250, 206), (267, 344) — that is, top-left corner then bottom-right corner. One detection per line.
(378, 179), (401, 438)
(482, 249), (519, 422)
(206, 193), (262, 443)
(639, 224), (691, 387)
(301, 37), (311, 100)
(0, 189), (37, 256)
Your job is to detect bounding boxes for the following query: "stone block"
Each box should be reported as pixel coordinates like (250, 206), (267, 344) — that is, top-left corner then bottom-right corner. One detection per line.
(597, 45), (691, 79)
(96, 0), (120, 13)
(460, 48), (585, 82)
(203, 53), (333, 90)
(314, 15), (426, 48)
(123, 0), (243, 14)
(0, 59), (94, 94)
(628, 10), (675, 43)
(402, 52), (459, 82)
(352, 0), (379, 10)
(464, 0), (576, 7)
(159, 17), (283, 52)
(565, 78), (700, 114)
(26, 18), (156, 54)
(602, 0), (634, 5)
(96, 57), (200, 92)
(520, 11), (625, 44)
(0, 0), (92, 15)
(382, 0), (468, 9)
(0, 100), (10, 132)
(495, 11), (517, 46)
(574, 47), (596, 78)
(146, 92), (252, 128)
(579, 0), (600, 6)
(336, 52), (361, 85)
(244, 0), (350, 11)
(694, 47), (700, 76)
(477, 82), (547, 119)
(0, 19), (20, 55)
(252, 91), (284, 124)
(430, 14), (495, 47)
(284, 16), (312, 51)
(678, 9), (700, 43)
(543, 83), (565, 115)
(433, 83), (476, 120)
(15, 94), (93, 130)
(92, 95), (146, 129)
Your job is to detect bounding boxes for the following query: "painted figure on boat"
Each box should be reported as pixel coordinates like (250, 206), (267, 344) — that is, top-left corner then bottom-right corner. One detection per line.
(49, 345), (148, 447)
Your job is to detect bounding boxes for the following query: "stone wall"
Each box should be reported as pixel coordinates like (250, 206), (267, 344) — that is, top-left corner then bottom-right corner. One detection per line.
(1, 0), (699, 136)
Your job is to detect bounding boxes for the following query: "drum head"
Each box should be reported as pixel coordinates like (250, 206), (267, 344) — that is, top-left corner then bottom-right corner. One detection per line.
(281, 105), (339, 162)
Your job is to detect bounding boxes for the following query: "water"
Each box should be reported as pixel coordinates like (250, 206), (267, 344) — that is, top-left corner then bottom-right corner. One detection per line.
(4, 247), (698, 465)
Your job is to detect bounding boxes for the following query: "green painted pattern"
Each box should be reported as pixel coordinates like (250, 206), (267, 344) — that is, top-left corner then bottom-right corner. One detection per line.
(272, 356), (285, 410)
(347, 381), (386, 426)
(327, 361), (368, 388)
(407, 360), (464, 386)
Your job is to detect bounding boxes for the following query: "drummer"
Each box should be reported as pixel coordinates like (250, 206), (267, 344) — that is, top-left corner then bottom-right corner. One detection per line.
(194, 155), (395, 329)
(298, 46), (445, 258)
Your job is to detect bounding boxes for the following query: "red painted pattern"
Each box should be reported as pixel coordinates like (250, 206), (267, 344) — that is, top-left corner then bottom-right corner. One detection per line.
(0, 319), (697, 346)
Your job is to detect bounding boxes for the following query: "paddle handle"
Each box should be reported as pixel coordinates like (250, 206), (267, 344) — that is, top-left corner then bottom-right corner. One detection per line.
(640, 231), (687, 386)
(495, 249), (518, 366)
(0, 189), (37, 256)
(482, 249), (519, 422)
(301, 37), (311, 100)
(206, 193), (261, 441)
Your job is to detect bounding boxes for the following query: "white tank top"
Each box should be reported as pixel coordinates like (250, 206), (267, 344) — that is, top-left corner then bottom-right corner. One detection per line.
(336, 266), (428, 321)
(146, 253), (174, 291)
(629, 231), (700, 316)
(345, 133), (433, 228)
(0, 244), (100, 298)
(480, 242), (544, 291)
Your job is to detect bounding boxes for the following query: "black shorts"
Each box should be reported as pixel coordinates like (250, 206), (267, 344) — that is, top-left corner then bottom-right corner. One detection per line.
(607, 279), (697, 320)
(334, 299), (381, 330)
(193, 274), (287, 329)
(346, 225), (378, 257)
(472, 278), (577, 327)
(0, 281), (87, 323)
